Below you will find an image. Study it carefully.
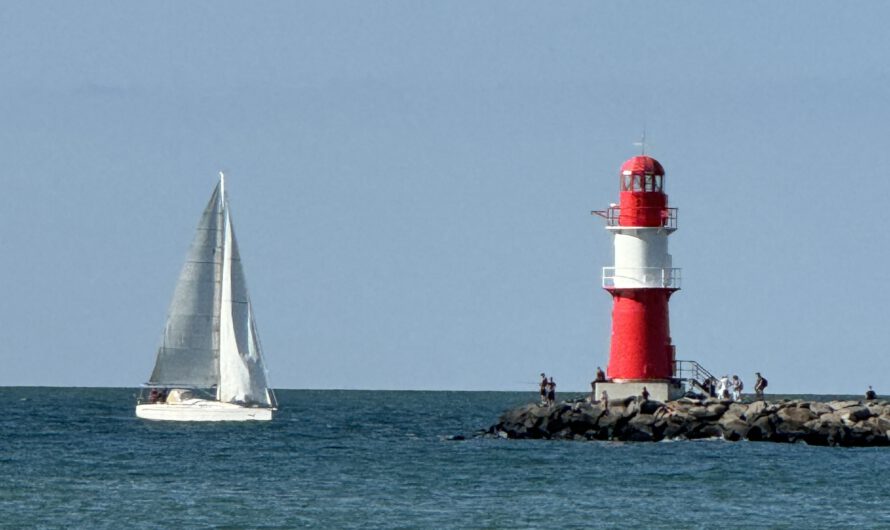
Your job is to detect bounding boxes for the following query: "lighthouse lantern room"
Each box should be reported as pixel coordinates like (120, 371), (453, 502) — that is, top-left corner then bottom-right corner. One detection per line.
(594, 155), (684, 402)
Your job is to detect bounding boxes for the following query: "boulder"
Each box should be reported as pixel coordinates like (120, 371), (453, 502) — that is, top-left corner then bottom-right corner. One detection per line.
(727, 402), (749, 419)
(809, 402), (833, 415)
(640, 400), (664, 415)
(720, 419), (750, 441)
(845, 420), (889, 447)
(777, 406), (817, 425)
(624, 414), (659, 442)
(773, 417), (809, 443)
(707, 403), (729, 417)
(802, 419), (843, 446)
(686, 422), (723, 440)
(688, 406), (722, 421)
(661, 412), (694, 439)
(840, 406), (872, 423)
(745, 400), (770, 420)
(875, 416), (890, 434)
(866, 404), (886, 418)
(595, 408), (623, 435)
(746, 415), (775, 442)
(617, 400), (641, 418)
(828, 400), (862, 411)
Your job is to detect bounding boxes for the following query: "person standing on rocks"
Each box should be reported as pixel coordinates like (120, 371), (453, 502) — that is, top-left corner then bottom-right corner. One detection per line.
(641, 386), (650, 402)
(754, 372), (767, 400)
(731, 375), (743, 401)
(546, 377), (556, 406)
(718, 375), (731, 399)
(866, 386), (877, 400)
(600, 390), (609, 412)
(539, 373), (548, 405)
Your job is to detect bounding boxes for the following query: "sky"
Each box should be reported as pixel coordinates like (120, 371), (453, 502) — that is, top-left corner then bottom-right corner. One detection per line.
(2, 1), (889, 394)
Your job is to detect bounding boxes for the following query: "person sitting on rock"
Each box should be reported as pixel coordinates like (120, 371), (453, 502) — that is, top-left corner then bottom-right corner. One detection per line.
(866, 386), (877, 400)
(595, 367), (606, 382)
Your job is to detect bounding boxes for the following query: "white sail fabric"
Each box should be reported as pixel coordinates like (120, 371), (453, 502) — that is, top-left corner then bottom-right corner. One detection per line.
(148, 176), (274, 407)
(149, 186), (223, 387)
(217, 208), (273, 406)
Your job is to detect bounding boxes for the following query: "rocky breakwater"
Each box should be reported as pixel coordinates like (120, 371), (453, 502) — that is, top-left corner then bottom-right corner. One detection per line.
(487, 397), (890, 447)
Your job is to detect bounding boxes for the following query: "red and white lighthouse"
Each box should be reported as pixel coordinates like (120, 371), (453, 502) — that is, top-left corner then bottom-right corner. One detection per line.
(595, 155), (683, 401)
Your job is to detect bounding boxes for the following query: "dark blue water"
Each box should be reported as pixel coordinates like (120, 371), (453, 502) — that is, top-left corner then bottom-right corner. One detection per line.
(2, 388), (889, 528)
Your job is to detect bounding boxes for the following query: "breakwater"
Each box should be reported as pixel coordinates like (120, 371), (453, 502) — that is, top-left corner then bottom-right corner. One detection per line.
(486, 396), (890, 447)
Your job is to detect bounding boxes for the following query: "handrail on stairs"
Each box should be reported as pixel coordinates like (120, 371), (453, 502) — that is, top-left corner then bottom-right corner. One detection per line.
(673, 360), (718, 397)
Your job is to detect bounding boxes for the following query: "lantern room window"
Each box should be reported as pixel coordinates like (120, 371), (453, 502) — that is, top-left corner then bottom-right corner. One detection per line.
(621, 171), (664, 192)
(622, 173), (632, 191)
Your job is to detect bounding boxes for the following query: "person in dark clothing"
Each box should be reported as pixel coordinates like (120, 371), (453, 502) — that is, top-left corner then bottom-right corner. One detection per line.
(754, 372), (768, 400)
(539, 373), (548, 404)
(547, 377), (556, 406)
(866, 386), (877, 400)
(595, 367), (606, 382)
(641, 386), (650, 402)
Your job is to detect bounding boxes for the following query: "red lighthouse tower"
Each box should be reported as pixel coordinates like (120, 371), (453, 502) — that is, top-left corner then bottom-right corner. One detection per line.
(595, 155), (683, 401)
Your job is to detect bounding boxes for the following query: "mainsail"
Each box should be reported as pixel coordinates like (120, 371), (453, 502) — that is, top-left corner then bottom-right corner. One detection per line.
(148, 175), (273, 407)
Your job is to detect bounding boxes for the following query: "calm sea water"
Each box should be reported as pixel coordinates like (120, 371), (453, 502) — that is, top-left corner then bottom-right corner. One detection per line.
(1, 388), (889, 529)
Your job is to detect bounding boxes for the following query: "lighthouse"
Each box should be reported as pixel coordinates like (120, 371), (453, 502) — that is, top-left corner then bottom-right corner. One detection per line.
(594, 155), (684, 402)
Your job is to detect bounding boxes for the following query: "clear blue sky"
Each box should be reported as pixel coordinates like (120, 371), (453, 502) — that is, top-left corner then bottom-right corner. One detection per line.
(2, 2), (888, 393)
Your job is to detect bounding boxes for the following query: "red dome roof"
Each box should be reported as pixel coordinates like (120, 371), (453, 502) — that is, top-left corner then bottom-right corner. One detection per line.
(620, 156), (664, 176)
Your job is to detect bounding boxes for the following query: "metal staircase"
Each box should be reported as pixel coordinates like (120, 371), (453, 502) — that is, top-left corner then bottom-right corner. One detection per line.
(673, 360), (718, 397)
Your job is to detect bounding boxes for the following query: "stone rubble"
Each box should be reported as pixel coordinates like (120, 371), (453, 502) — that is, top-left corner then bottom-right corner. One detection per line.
(485, 397), (890, 447)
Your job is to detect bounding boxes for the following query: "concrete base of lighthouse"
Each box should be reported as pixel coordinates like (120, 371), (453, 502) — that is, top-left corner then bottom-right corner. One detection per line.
(594, 380), (684, 402)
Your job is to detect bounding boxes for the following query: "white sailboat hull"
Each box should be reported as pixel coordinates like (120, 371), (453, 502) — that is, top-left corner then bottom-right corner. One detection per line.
(136, 399), (273, 422)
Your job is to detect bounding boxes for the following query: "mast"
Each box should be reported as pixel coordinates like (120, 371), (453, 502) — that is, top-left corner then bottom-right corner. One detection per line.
(215, 171), (227, 401)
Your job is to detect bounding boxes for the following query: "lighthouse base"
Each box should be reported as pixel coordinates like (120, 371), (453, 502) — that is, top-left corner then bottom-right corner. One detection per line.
(594, 381), (684, 403)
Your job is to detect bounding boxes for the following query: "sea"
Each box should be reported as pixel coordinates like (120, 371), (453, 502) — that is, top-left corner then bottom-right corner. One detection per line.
(2, 388), (889, 529)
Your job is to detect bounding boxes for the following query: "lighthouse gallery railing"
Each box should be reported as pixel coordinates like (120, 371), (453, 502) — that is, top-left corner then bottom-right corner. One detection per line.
(592, 207), (678, 230)
(602, 267), (682, 289)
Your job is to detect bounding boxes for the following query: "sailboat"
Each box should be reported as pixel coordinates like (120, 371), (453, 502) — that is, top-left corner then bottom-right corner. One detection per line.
(136, 173), (277, 421)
